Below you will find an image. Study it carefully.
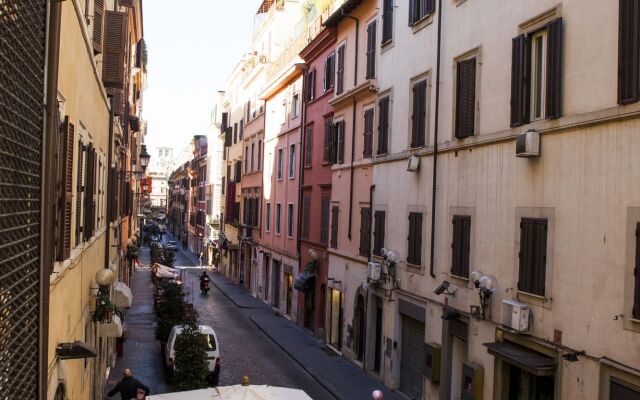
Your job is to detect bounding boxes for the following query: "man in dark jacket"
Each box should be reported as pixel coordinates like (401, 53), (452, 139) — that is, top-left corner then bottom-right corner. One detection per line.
(107, 368), (150, 399)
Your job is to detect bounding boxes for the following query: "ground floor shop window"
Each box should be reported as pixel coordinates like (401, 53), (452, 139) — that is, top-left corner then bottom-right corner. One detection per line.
(328, 288), (343, 350)
(507, 364), (554, 400)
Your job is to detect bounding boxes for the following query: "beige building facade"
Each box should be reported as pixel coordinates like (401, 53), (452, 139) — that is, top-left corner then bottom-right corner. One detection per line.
(369, 0), (640, 399)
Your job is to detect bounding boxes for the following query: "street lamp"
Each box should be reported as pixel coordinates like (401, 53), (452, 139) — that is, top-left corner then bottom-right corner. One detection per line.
(95, 268), (116, 295)
(118, 145), (151, 179)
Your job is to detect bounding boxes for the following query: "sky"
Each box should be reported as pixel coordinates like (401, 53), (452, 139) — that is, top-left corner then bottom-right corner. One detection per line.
(142, 0), (262, 149)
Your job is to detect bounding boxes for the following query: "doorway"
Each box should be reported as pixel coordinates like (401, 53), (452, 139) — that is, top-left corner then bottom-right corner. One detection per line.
(285, 272), (293, 316)
(263, 255), (270, 301)
(271, 260), (281, 308)
(353, 294), (366, 362)
(366, 296), (383, 373)
(506, 364), (554, 400)
(328, 288), (344, 350)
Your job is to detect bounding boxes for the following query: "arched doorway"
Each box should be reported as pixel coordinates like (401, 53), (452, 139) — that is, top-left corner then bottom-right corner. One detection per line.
(353, 293), (366, 362)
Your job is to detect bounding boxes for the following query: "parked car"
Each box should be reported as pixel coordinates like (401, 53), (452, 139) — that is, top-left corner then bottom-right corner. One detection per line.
(165, 241), (179, 251)
(165, 325), (220, 385)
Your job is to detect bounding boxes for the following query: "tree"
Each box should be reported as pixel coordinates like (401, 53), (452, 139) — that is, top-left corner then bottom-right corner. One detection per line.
(155, 281), (186, 342)
(171, 313), (209, 391)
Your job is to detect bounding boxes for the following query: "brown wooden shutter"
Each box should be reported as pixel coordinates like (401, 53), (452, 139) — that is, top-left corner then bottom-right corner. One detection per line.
(93, 0), (105, 54)
(330, 205), (339, 249)
(359, 208), (371, 257)
(408, 213), (422, 265)
(363, 109), (373, 158)
(510, 34), (530, 127)
(425, 0), (435, 15)
(366, 21), (376, 79)
(373, 210), (386, 256)
(378, 97), (389, 154)
(321, 196), (330, 244)
(119, 0), (134, 7)
(455, 59), (476, 139)
(634, 223), (640, 319)
(58, 117), (75, 260)
(337, 45), (345, 95)
(302, 196), (311, 239)
(382, 0), (393, 43)
(451, 216), (462, 276)
(83, 145), (95, 241)
(327, 119), (335, 163)
(451, 215), (471, 277)
(545, 18), (563, 119)
(619, 0), (640, 104)
(75, 140), (85, 245)
(221, 112), (228, 133)
(518, 218), (534, 292)
(305, 126), (313, 166)
(103, 11), (128, 88)
(336, 120), (345, 163)
(411, 83), (420, 146)
(531, 219), (547, 296)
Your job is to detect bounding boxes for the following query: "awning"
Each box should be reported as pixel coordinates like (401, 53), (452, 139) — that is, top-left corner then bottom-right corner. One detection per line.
(114, 281), (133, 308)
(147, 384), (313, 400)
(56, 341), (97, 360)
(293, 271), (315, 292)
(99, 315), (123, 338)
(484, 341), (556, 376)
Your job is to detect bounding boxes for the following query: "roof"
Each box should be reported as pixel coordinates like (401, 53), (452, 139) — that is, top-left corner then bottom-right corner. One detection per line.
(322, 0), (364, 27)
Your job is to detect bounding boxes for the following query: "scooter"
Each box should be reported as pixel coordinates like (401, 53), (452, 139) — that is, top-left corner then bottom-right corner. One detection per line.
(200, 277), (210, 295)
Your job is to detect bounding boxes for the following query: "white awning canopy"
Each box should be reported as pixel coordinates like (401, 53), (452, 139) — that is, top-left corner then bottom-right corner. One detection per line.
(114, 281), (133, 308)
(147, 385), (313, 400)
(98, 315), (123, 338)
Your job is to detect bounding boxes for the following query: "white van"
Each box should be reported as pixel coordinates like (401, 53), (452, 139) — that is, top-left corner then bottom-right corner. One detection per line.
(165, 325), (220, 385)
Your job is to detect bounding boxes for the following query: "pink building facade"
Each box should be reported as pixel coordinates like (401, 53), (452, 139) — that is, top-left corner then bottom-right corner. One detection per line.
(298, 26), (337, 338)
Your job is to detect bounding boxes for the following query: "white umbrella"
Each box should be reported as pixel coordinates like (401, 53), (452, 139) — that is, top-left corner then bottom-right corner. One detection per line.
(146, 385), (313, 400)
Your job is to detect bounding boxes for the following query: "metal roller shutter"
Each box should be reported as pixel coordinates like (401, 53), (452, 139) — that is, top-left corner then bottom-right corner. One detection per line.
(400, 315), (425, 399)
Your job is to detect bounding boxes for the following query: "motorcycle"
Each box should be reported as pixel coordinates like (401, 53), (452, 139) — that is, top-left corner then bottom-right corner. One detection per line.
(200, 276), (210, 295)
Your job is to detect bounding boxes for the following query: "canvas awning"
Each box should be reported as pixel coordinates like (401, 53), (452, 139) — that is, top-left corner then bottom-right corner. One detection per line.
(147, 385), (313, 400)
(484, 341), (556, 376)
(114, 281), (133, 308)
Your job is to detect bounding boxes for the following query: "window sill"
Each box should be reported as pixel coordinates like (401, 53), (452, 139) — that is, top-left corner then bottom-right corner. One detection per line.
(410, 13), (434, 34)
(381, 39), (394, 55)
(516, 290), (552, 309)
(304, 165), (312, 169)
(405, 263), (424, 274)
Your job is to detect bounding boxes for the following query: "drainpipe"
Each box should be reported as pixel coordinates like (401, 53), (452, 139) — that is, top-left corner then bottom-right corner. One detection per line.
(429, 0), (444, 279)
(296, 64), (308, 269)
(342, 12), (359, 239)
(40, 0), (62, 397)
(105, 96), (115, 270)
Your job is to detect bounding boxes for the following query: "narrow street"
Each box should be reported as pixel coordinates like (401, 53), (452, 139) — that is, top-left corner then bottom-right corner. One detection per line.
(166, 235), (335, 400)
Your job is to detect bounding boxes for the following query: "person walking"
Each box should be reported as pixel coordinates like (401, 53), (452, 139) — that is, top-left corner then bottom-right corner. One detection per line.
(107, 368), (150, 400)
(199, 251), (203, 268)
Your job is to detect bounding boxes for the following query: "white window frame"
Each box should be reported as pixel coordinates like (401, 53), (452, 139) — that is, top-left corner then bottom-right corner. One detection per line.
(277, 148), (283, 180)
(291, 93), (299, 118)
(287, 203), (294, 238)
(275, 203), (281, 235)
(288, 144), (296, 179)
(530, 30), (547, 121)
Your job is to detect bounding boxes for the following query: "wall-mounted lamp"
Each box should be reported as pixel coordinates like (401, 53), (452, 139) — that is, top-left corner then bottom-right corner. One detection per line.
(434, 281), (456, 297)
(469, 270), (498, 320)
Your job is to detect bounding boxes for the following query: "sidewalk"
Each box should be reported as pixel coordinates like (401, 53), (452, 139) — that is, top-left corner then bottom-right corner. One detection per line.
(179, 247), (403, 400)
(105, 246), (168, 396)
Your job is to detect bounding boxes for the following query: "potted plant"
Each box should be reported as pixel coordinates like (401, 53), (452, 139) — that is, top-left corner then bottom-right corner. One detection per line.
(92, 292), (120, 323)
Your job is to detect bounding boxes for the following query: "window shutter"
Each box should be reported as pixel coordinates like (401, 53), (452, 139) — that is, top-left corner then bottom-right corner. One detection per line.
(327, 120), (335, 164)
(634, 223), (640, 319)
(225, 126), (232, 147)
(366, 21), (377, 78)
(451, 216), (462, 276)
(425, 0), (435, 15)
(321, 196), (330, 244)
(456, 59), (476, 139)
(460, 216), (471, 278)
(373, 211), (386, 256)
(75, 140), (85, 245)
(619, 0), (640, 104)
(418, 81), (427, 145)
(102, 11), (128, 88)
(415, 213), (423, 265)
(336, 120), (345, 163)
(305, 126), (313, 166)
(409, 0), (415, 25)
(221, 112), (228, 133)
(545, 18), (563, 119)
(382, 0), (393, 43)
(337, 46), (345, 95)
(531, 219), (547, 296)
(378, 97), (389, 154)
(58, 117), (75, 261)
(518, 218), (535, 292)
(510, 34), (530, 127)
(359, 208), (371, 257)
(331, 206), (339, 249)
(83, 145), (95, 241)
(93, 0), (105, 54)
(363, 109), (373, 158)
(411, 83), (420, 146)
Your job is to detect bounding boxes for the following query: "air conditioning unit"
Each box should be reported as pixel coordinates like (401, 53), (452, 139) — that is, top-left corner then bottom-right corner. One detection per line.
(501, 299), (531, 332)
(367, 261), (381, 281)
(515, 129), (539, 158)
(407, 155), (420, 172)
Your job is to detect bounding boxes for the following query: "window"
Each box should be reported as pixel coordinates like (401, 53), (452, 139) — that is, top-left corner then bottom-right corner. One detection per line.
(324, 53), (335, 92)
(333, 121), (345, 164)
(330, 205), (339, 249)
(234, 122), (238, 143)
(451, 215), (471, 278)
(411, 80), (427, 147)
(382, 0), (394, 44)
(257, 140), (262, 170)
(277, 148), (283, 180)
(275, 203), (282, 234)
(265, 203), (271, 232)
(287, 204), (294, 238)
(304, 126), (313, 167)
(251, 143), (255, 172)
(302, 196), (311, 239)
(378, 97), (390, 154)
(321, 196), (330, 244)
(409, 0), (435, 26)
(75, 139), (85, 246)
(511, 18), (562, 127)
(359, 207), (372, 257)
(235, 160), (241, 183)
(610, 378), (640, 400)
(363, 109), (374, 158)
(366, 21), (377, 79)
(518, 218), (548, 296)
(633, 223), (640, 319)
(221, 176), (225, 194)
(244, 146), (248, 174)
(328, 288), (344, 350)
(336, 44), (345, 95)
(239, 118), (244, 140)
(373, 210), (386, 257)
(323, 117), (334, 163)
(246, 100), (251, 121)
(289, 144), (296, 178)
(619, 0), (640, 104)
(455, 58), (476, 138)
(407, 212), (423, 266)
(306, 69), (316, 101)
(291, 93), (299, 118)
